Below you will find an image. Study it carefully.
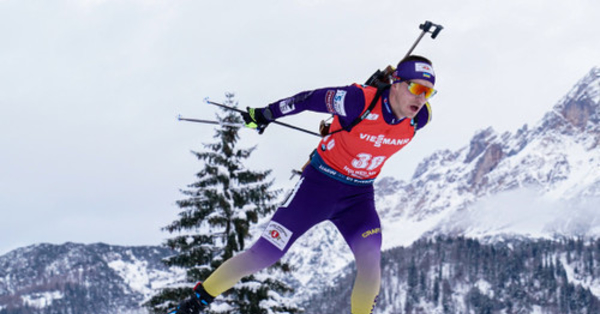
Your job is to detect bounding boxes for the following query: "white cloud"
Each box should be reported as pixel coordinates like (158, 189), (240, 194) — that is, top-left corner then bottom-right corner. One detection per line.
(436, 188), (600, 239)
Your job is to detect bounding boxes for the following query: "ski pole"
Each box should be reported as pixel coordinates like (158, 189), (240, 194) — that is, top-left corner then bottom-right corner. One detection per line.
(177, 115), (246, 128)
(204, 98), (321, 137)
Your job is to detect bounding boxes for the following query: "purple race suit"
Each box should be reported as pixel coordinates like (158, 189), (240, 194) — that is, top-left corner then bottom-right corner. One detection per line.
(202, 84), (428, 314)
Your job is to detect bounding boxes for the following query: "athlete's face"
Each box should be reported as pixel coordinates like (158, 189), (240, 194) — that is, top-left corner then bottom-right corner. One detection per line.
(389, 79), (433, 119)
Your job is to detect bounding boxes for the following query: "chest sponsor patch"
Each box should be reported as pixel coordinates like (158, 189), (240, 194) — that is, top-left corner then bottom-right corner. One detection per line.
(359, 133), (411, 147)
(261, 221), (293, 251)
(365, 113), (379, 120)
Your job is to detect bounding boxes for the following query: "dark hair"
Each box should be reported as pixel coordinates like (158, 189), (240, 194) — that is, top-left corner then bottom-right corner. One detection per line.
(399, 55), (433, 66)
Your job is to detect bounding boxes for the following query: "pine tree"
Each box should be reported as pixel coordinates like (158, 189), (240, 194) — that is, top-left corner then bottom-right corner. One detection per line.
(146, 93), (300, 314)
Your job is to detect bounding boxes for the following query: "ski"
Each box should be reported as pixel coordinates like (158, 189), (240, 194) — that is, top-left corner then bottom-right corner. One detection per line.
(204, 98), (321, 137)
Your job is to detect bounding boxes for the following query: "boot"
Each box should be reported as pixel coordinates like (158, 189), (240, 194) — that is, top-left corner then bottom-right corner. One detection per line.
(168, 283), (215, 314)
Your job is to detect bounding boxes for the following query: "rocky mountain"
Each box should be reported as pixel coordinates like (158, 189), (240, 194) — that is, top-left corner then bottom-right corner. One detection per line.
(0, 243), (183, 314)
(385, 66), (600, 241)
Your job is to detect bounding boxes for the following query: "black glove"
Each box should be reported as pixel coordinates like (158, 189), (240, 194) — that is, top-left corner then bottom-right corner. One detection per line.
(241, 107), (273, 134)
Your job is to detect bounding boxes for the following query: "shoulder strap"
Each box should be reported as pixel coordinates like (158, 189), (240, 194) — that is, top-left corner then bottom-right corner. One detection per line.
(327, 84), (390, 135)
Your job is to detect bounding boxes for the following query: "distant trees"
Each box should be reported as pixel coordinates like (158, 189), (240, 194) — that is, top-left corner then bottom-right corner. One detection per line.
(304, 236), (600, 314)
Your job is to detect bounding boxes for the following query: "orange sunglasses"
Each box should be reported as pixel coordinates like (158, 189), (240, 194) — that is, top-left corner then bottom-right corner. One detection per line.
(406, 81), (437, 99)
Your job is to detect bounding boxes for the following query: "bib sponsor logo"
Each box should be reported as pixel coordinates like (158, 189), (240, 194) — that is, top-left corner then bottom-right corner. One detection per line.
(326, 139), (336, 150)
(359, 133), (411, 147)
(261, 221), (293, 251)
(366, 113), (379, 120)
(343, 166), (376, 179)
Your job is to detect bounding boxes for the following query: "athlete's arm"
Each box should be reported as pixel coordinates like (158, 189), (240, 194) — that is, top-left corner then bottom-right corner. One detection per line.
(264, 85), (366, 128)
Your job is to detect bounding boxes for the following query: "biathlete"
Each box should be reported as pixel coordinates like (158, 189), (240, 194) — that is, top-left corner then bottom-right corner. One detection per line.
(172, 55), (437, 314)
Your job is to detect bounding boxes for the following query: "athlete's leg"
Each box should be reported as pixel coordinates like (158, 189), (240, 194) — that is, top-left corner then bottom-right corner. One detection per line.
(203, 167), (340, 297)
(331, 191), (382, 314)
(202, 235), (284, 296)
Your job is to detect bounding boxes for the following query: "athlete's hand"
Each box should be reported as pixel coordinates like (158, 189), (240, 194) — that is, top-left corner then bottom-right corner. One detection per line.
(241, 107), (272, 134)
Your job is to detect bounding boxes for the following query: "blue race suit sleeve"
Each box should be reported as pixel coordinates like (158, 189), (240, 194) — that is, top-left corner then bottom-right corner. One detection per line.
(265, 85), (366, 129)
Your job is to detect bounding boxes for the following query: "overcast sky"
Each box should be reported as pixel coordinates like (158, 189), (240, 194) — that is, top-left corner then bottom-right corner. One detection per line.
(1, 0), (598, 255)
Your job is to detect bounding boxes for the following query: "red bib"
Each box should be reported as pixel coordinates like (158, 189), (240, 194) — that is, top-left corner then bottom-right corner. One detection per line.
(317, 85), (415, 180)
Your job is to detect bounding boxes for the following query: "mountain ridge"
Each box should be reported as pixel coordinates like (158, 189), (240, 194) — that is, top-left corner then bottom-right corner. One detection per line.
(0, 242), (183, 314)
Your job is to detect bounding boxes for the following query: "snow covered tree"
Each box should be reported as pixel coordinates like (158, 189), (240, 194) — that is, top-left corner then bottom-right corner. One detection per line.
(147, 93), (300, 314)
